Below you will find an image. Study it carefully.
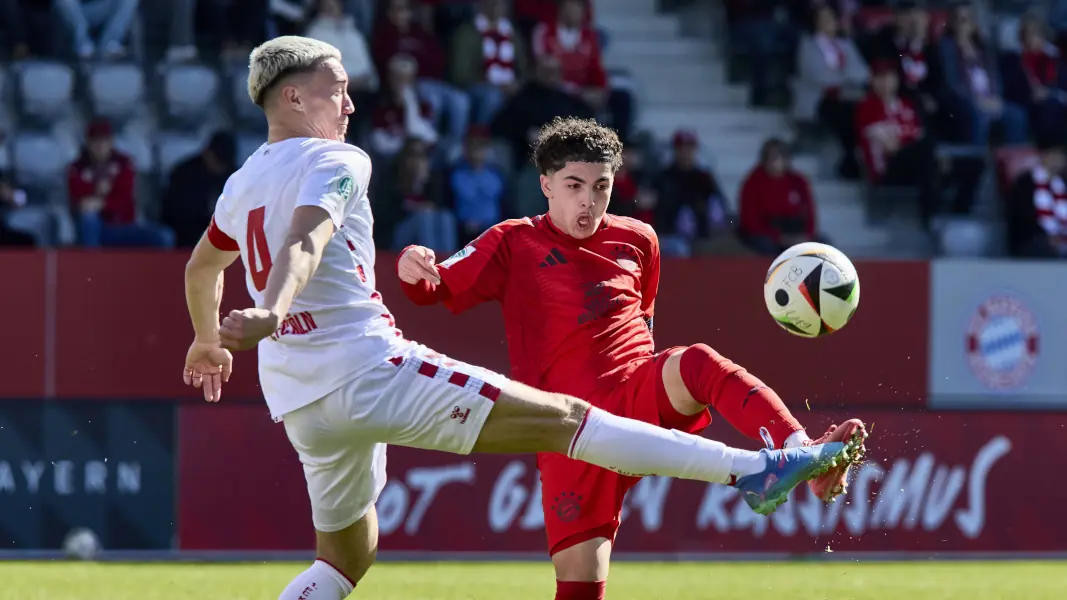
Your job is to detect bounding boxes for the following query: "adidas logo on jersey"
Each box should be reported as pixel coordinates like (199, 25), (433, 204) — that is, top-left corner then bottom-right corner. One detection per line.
(539, 248), (569, 268)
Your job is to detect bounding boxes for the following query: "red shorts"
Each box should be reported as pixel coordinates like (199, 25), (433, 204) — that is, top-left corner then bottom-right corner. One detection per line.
(537, 347), (712, 556)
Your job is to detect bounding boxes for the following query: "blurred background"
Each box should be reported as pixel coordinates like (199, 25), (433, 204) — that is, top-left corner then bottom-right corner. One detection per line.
(0, 0), (1065, 567)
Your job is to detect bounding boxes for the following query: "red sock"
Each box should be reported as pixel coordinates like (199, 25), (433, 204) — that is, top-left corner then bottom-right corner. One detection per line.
(555, 581), (606, 600)
(678, 344), (802, 448)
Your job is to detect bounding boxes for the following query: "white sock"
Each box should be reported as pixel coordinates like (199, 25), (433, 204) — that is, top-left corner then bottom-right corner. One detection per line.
(567, 408), (768, 484)
(278, 560), (354, 600)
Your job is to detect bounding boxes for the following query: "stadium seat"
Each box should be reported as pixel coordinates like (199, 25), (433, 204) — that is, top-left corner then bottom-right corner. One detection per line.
(12, 132), (69, 191)
(162, 64), (220, 123)
(88, 63), (146, 123)
(235, 133), (264, 164)
(156, 132), (205, 183)
(939, 219), (992, 257)
(115, 127), (156, 173)
(16, 60), (75, 123)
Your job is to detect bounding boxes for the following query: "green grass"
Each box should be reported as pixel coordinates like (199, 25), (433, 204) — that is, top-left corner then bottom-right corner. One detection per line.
(0, 561), (1064, 599)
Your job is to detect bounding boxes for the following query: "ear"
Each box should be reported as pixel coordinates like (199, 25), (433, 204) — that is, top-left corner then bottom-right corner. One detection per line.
(283, 85), (304, 113)
(539, 174), (551, 199)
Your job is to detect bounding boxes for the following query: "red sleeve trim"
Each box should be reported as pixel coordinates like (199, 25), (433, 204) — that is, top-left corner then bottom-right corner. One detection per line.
(207, 217), (239, 251)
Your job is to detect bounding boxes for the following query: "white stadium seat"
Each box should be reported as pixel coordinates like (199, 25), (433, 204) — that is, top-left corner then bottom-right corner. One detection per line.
(163, 64), (220, 122)
(231, 67), (264, 127)
(940, 219), (992, 257)
(12, 133), (69, 189)
(88, 63), (146, 122)
(115, 127), (156, 173)
(17, 60), (75, 121)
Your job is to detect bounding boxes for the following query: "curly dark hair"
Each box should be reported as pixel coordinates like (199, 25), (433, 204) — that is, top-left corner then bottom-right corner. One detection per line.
(531, 117), (624, 175)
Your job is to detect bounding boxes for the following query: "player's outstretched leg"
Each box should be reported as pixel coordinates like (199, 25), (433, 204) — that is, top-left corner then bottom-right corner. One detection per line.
(471, 379), (863, 514)
(660, 344), (869, 503)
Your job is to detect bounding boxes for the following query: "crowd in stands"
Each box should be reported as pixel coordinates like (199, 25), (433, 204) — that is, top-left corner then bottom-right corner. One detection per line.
(726, 0), (1067, 257)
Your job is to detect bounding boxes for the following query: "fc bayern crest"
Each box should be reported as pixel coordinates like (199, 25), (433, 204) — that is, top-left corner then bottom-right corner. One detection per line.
(965, 294), (1039, 390)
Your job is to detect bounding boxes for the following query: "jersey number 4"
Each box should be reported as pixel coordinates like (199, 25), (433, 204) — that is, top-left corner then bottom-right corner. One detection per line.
(247, 206), (272, 292)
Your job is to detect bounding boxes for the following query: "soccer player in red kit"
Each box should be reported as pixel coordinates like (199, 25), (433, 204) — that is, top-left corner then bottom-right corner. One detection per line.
(397, 117), (867, 600)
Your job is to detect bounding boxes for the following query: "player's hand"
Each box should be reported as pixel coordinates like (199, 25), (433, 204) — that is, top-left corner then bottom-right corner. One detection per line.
(183, 340), (233, 403)
(398, 245), (441, 285)
(219, 308), (281, 351)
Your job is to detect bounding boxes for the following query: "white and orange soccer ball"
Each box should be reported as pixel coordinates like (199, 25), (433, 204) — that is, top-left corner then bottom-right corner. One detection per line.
(763, 242), (860, 338)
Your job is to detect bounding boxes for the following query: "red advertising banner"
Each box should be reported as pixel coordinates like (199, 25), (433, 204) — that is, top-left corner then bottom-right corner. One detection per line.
(0, 252), (929, 407)
(177, 407), (1063, 554)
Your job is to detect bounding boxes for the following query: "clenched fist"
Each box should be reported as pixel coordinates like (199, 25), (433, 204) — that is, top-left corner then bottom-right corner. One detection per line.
(397, 246), (442, 285)
(219, 308), (281, 351)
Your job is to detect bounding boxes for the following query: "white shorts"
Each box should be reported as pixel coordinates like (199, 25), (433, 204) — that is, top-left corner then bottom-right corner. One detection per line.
(282, 342), (507, 533)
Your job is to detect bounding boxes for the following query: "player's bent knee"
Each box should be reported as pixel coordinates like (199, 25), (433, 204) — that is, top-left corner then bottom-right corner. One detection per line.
(552, 537), (612, 582)
(315, 509), (379, 586)
(472, 382), (590, 454)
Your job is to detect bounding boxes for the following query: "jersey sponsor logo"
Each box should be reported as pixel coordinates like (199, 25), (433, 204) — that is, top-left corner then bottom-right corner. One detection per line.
(612, 244), (639, 272)
(965, 293), (1039, 390)
(441, 245), (475, 267)
(578, 281), (623, 325)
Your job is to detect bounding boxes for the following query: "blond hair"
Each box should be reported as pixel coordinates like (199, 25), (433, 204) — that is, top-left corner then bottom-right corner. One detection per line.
(247, 36), (342, 107)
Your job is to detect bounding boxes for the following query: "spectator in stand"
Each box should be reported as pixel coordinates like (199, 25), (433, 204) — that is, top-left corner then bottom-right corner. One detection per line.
(0, 0), (30, 59)
(270, 0), (314, 37)
(1000, 16), (1067, 141)
(855, 60), (984, 226)
(726, 0), (795, 107)
(305, 0), (379, 95)
(161, 132), (237, 248)
(938, 3), (1028, 145)
(513, 0), (592, 40)
(369, 53), (438, 159)
(54, 0), (140, 59)
(655, 130), (741, 257)
(610, 138), (658, 226)
(373, 0), (470, 155)
(1007, 135), (1067, 258)
(448, 126), (506, 245)
(68, 119), (174, 248)
(491, 55), (595, 171)
(379, 137), (457, 253)
(794, 4), (869, 179)
(449, 0), (529, 125)
(0, 171), (37, 247)
(532, 0), (633, 140)
(738, 137), (824, 255)
(866, 1), (942, 127)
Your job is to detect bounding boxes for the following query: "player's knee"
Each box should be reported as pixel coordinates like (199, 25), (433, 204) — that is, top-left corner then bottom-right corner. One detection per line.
(315, 515), (378, 586)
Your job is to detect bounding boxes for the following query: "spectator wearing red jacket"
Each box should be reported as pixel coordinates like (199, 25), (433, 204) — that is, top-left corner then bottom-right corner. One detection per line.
(68, 119), (174, 248)
(738, 138), (825, 255)
(373, 0), (470, 155)
(532, 0), (633, 139)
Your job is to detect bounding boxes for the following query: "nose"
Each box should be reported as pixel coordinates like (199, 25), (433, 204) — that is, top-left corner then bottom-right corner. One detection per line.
(343, 94), (355, 115)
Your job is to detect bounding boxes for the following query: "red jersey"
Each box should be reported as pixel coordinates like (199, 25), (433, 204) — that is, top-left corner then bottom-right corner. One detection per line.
(67, 150), (137, 224)
(399, 214), (659, 399)
(855, 92), (923, 182)
(531, 22), (608, 90)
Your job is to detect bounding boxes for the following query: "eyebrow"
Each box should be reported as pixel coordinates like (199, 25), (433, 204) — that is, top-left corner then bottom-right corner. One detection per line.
(564, 175), (610, 184)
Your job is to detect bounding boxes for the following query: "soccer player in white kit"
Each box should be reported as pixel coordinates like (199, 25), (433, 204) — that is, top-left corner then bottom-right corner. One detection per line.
(180, 37), (862, 600)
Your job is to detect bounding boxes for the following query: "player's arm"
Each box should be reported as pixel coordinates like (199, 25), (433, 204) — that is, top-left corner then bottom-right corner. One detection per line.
(397, 224), (511, 313)
(640, 225), (661, 334)
(185, 217), (241, 343)
(258, 206), (336, 320)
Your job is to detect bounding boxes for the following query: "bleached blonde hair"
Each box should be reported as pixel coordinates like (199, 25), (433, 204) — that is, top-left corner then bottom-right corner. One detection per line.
(247, 36), (342, 107)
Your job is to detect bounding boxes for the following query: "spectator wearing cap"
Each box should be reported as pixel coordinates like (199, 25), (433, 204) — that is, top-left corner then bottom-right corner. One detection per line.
(449, 0), (529, 125)
(369, 53), (438, 159)
(447, 126), (506, 245)
(68, 119), (175, 248)
(937, 3), (1028, 145)
(793, 3), (868, 179)
(654, 131), (737, 257)
(1007, 136), (1067, 258)
(373, 0), (471, 156)
(54, 0), (140, 60)
(531, 0), (633, 138)
(161, 131), (238, 248)
(865, 1), (943, 126)
(491, 55), (595, 171)
(1000, 15), (1067, 141)
(738, 138), (825, 255)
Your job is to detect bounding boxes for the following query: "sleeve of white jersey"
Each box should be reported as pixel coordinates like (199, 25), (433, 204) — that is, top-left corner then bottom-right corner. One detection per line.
(295, 144), (372, 228)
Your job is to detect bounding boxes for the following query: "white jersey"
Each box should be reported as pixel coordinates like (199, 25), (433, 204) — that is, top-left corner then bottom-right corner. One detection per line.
(211, 137), (405, 419)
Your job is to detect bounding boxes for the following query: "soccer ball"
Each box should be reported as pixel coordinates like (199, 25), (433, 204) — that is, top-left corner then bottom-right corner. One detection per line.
(763, 242), (859, 338)
(63, 527), (101, 561)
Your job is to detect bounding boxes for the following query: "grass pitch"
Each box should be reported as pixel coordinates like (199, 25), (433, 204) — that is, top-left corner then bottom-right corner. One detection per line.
(0, 560), (1063, 599)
